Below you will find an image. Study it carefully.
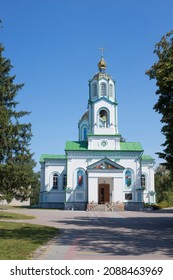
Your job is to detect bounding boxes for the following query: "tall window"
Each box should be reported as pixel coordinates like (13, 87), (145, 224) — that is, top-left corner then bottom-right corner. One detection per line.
(125, 170), (132, 188)
(77, 169), (84, 187)
(63, 173), (67, 189)
(92, 83), (97, 97)
(141, 174), (146, 188)
(83, 127), (87, 140)
(53, 174), (58, 189)
(109, 84), (113, 98)
(101, 83), (106, 96)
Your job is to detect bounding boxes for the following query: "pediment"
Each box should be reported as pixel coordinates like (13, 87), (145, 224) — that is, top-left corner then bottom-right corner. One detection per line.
(87, 158), (124, 170)
(93, 96), (115, 105)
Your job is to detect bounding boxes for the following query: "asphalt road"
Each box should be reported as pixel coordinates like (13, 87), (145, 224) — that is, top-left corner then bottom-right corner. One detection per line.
(4, 207), (173, 260)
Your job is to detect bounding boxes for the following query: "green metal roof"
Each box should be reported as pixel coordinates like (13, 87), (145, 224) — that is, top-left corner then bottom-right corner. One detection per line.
(65, 141), (143, 152)
(142, 155), (154, 161)
(40, 154), (66, 163)
(120, 142), (143, 151)
(40, 142), (144, 162)
(65, 141), (88, 151)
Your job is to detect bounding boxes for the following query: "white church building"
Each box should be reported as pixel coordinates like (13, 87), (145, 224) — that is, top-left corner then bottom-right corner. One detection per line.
(39, 56), (155, 210)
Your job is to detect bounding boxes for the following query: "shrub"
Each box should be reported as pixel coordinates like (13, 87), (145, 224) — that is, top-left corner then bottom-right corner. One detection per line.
(158, 201), (170, 208)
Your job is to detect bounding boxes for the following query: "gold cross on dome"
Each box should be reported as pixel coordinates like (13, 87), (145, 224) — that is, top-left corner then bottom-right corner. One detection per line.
(99, 47), (105, 58)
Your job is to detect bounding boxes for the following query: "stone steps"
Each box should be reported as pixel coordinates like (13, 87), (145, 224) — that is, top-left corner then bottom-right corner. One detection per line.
(86, 203), (124, 212)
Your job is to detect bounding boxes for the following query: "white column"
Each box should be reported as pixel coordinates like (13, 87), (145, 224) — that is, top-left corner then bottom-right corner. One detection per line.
(113, 176), (124, 203)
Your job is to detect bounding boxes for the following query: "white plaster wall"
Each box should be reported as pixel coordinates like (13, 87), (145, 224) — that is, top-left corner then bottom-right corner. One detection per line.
(42, 153), (149, 205)
(142, 164), (155, 203)
(119, 158), (141, 189)
(142, 165), (155, 192)
(88, 177), (98, 203)
(78, 154), (141, 180)
(93, 99), (116, 135)
(67, 158), (87, 189)
(94, 127), (115, 134)
(66, 157), (88, 202)
(117, 158), (141, 202)
(45, 163), (66, 191)
(113, 176), (124, 202)
(88, 136), (120, 150)
(143, 191), (149, 203)
(41, 160), (66, 203)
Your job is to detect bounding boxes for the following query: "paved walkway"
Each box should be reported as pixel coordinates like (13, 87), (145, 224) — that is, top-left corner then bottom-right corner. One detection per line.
(4, 207), (173, 260)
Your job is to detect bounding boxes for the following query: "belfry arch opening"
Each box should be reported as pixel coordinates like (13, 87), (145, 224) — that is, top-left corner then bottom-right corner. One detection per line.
(99, 109), (109, 128)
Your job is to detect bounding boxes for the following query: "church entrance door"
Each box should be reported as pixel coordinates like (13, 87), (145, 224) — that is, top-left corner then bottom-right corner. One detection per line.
(98, 184), (110, 204)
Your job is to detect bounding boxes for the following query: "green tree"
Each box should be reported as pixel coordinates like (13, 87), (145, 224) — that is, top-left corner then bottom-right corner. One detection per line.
(146, 30), (173, 175)
(30, 172), (40, 205)
(0, 43), (36, 202)
(154, 165), (173, 204)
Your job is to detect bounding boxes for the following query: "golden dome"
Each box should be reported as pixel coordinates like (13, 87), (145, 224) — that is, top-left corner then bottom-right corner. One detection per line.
(98, 57), (107, 72)
(81, 111), (89, 120)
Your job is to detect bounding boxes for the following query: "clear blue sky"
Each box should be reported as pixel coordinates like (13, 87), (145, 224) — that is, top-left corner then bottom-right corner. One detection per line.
(1, 0), (173, 171)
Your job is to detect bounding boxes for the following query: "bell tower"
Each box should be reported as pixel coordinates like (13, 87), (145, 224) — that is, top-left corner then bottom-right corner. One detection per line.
(78, 54), (121, 150)
(88, 56), (118, 135)
(87, 55), (120, 150)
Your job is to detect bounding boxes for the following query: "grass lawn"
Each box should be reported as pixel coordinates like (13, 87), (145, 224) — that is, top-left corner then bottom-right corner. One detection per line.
(0, 211), (35, 220)
(0, 212), (58, 259)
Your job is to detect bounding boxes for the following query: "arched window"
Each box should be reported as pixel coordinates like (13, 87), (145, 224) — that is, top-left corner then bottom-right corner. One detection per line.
(53, 174), (58, 189)
(125, 170), (132, 188)
(92, 83), (97, 97)
(101, 82), (107, 96)
(77, 169), (84, 187)
(83, 127), (87, 141)
(99, 109), (109, 127)
(63, 173), (67, 189)
(109, 84), (113, 98)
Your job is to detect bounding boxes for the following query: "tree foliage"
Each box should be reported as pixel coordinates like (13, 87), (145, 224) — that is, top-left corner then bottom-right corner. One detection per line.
(146, 30), (173, 175)
(30, 172), (40, 205)
(155, 165), (173, 206)
(0, 43), (37, 201)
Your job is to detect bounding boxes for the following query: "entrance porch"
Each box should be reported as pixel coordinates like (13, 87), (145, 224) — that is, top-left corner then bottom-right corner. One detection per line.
(87, 158), (125, 204)
(87, 174), (124, 204)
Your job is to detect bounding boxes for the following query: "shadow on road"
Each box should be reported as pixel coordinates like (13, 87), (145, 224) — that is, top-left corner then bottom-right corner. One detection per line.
(51, 215), (173, 258)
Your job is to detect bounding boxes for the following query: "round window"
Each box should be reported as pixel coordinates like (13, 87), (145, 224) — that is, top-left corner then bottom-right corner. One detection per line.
(101, 141), (107, 147)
